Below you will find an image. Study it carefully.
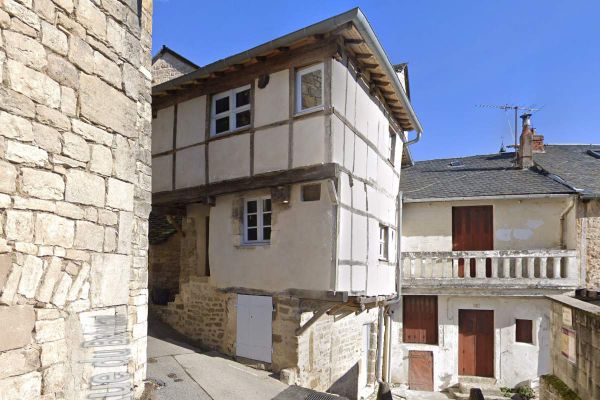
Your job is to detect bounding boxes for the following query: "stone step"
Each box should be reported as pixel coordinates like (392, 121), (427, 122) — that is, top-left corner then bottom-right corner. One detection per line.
(458, 382), (504, 396)
(448, 388), (507, 400)
(458, 376), (497, 385)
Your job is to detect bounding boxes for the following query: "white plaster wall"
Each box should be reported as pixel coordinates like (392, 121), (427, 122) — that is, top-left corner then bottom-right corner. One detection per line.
(292, 116), (326, 168)
(390, 296), (552, 390)
(152, 106), (174, 154)
(254, 125), (288, 174)
(402, 197), (577, 252)
(208, 134), (251, 182)
(331, 58), (401, 297)
(176, 96), (206, 148)
(254, 69), (289, 127)
(175, 145), (205, 189)
(208, 181), (335, 292)
(152, 154), (172, 192)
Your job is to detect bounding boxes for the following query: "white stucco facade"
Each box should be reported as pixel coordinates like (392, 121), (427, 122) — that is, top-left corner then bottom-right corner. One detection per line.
(390, 296), (552, 390)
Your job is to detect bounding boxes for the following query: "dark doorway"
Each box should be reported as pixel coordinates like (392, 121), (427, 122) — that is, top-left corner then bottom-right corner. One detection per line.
(408, 351), (434, 391)
(458, 309), (494, 377)
(452, 206), (493, 277)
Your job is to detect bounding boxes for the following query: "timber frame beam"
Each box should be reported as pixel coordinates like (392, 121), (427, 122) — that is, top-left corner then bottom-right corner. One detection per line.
(152, 163), (340, 206)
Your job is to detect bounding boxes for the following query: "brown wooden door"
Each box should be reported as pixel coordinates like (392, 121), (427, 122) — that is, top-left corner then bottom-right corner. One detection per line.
(458, 310), (494, 377)
(409, 351), (433, 391)
(452, 206), (493, 277)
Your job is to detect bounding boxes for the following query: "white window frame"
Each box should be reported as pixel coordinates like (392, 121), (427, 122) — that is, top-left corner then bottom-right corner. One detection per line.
(388, 130), (397, 165)
(210, 84), (251, 136)
(243, 196), (271, 244)
(295, 63), (324, 114)
(379, 224), (389, 261)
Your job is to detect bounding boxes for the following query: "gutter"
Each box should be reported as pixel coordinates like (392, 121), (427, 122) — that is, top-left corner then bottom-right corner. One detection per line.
(560, 197), (575, 249)
(404, 192), (575, 203)
(352, 10), (424, 136)
(153, 9), (424, 138)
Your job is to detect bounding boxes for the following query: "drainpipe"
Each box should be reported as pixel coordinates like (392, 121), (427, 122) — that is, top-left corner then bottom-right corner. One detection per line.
(560, 198), (575, 249)
(405, 130), (421, 146)
(383, 311), (392, 382)
(375, 306), (385, 382)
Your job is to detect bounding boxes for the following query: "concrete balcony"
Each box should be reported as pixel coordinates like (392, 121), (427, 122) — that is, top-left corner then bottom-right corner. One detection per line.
(400, 249), (579, 295)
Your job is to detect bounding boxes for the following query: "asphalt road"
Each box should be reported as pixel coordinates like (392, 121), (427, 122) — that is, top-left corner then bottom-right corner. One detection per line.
(146, 317), (344, 400)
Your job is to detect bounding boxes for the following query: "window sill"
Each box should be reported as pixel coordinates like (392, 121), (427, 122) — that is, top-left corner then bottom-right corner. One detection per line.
(237, 241), (271, 248)
(209, 126), (252, 140)
(293, 105), (325, 118)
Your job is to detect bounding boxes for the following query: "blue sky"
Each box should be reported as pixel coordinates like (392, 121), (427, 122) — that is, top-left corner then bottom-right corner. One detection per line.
(153, 1), (600, 161)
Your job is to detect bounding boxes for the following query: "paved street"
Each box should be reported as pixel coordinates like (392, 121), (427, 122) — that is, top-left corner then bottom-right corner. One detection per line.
(146, 318), (344, 400)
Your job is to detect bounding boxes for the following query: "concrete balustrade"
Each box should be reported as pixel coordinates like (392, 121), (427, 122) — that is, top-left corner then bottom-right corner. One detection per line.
(401, 250), (579, 294)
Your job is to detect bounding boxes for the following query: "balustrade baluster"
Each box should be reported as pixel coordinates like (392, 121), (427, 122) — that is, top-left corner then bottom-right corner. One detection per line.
(476, 258), (486, 278)
(502, 258), (510, 278)
(452, 258), (459, 278)
(491, 257), (498, 278)
(539, 257), (547, 278)
(527, 257), (535, 278)
(514, 257), (523, 278)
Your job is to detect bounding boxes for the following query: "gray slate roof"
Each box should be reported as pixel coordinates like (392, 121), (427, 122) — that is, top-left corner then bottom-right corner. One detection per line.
(401, 152), (575, 201)
(534, 145), (600, 198)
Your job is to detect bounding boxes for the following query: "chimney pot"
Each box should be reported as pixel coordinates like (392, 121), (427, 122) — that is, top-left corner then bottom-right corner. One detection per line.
(518, 113), (534, 168)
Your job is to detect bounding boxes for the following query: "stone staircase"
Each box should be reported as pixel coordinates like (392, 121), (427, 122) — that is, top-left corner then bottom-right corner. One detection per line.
(448, 377), (507, 400)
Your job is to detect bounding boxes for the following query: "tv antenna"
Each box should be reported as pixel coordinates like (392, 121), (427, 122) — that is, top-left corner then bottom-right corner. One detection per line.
(477, 104), (543, 157)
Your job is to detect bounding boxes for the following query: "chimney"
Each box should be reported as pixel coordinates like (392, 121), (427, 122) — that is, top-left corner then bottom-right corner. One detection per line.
(531, 128), (545, 153)
(518, 113), (533, 168)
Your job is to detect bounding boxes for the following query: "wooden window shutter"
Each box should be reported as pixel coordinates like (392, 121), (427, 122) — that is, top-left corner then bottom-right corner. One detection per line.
(515, 319), (533, 343)
(403, 296), (438, 345)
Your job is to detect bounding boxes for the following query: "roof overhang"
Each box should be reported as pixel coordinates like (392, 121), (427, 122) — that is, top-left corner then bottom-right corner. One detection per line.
(152, 8), (423, 133)
(403, 193), (576, 203)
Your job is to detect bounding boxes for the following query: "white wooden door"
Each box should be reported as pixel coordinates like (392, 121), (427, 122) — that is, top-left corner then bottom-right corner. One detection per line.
(359, 324), (371, 389)
(236, 294), (272, 363)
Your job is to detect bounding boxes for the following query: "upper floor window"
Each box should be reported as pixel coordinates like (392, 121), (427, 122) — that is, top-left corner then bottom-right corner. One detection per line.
(244, 197), (271, 243)
(388, 130), (397, 165)
(211, 85), (251, 136)
(379, 224), (389, 261)
(296, 63), (323, 113)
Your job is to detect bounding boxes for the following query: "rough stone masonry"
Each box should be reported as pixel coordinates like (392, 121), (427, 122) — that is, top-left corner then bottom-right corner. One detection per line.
(0, 0), (153, 398)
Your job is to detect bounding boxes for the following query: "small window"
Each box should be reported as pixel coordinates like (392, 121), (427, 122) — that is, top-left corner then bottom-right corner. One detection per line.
(515, 319), (533, 343)
(301, 184), (321, 202)
(244, 197), (271, 243)
(296, 63), (323, 113)
(379, 225), (389, 261)
(211, 85), (251, 135)
(388, 130), (397, 165)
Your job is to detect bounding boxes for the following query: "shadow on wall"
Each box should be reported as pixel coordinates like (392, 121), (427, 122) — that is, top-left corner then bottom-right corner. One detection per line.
(328, 362), (359, 400)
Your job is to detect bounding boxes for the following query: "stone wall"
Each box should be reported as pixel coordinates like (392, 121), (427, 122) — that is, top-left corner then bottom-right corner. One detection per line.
(0, 0), (152, 398)
(577, 199), (600, 288)
(152, 282), (379, 400)
(540, 375), (582, 400)
(151, 277), (237, 355)
(151, 51), (196, 85)
(148, 232), (180, 300)
(547, 295), (600, 400)
(276, 300), (379, 400)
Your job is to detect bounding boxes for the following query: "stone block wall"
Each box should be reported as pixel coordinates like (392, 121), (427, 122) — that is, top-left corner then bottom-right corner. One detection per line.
(148, 232), (181, 299)
(152, 282), (379, 400)
(272, 298), (378, 399)
(548, 295), (600, 400)
(0, 0), (153, 398)
(577, 199), (600, 289)
(151, 277), (237, 355)
(151, 51), (196, 85)
(540, 375), (582, 400)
